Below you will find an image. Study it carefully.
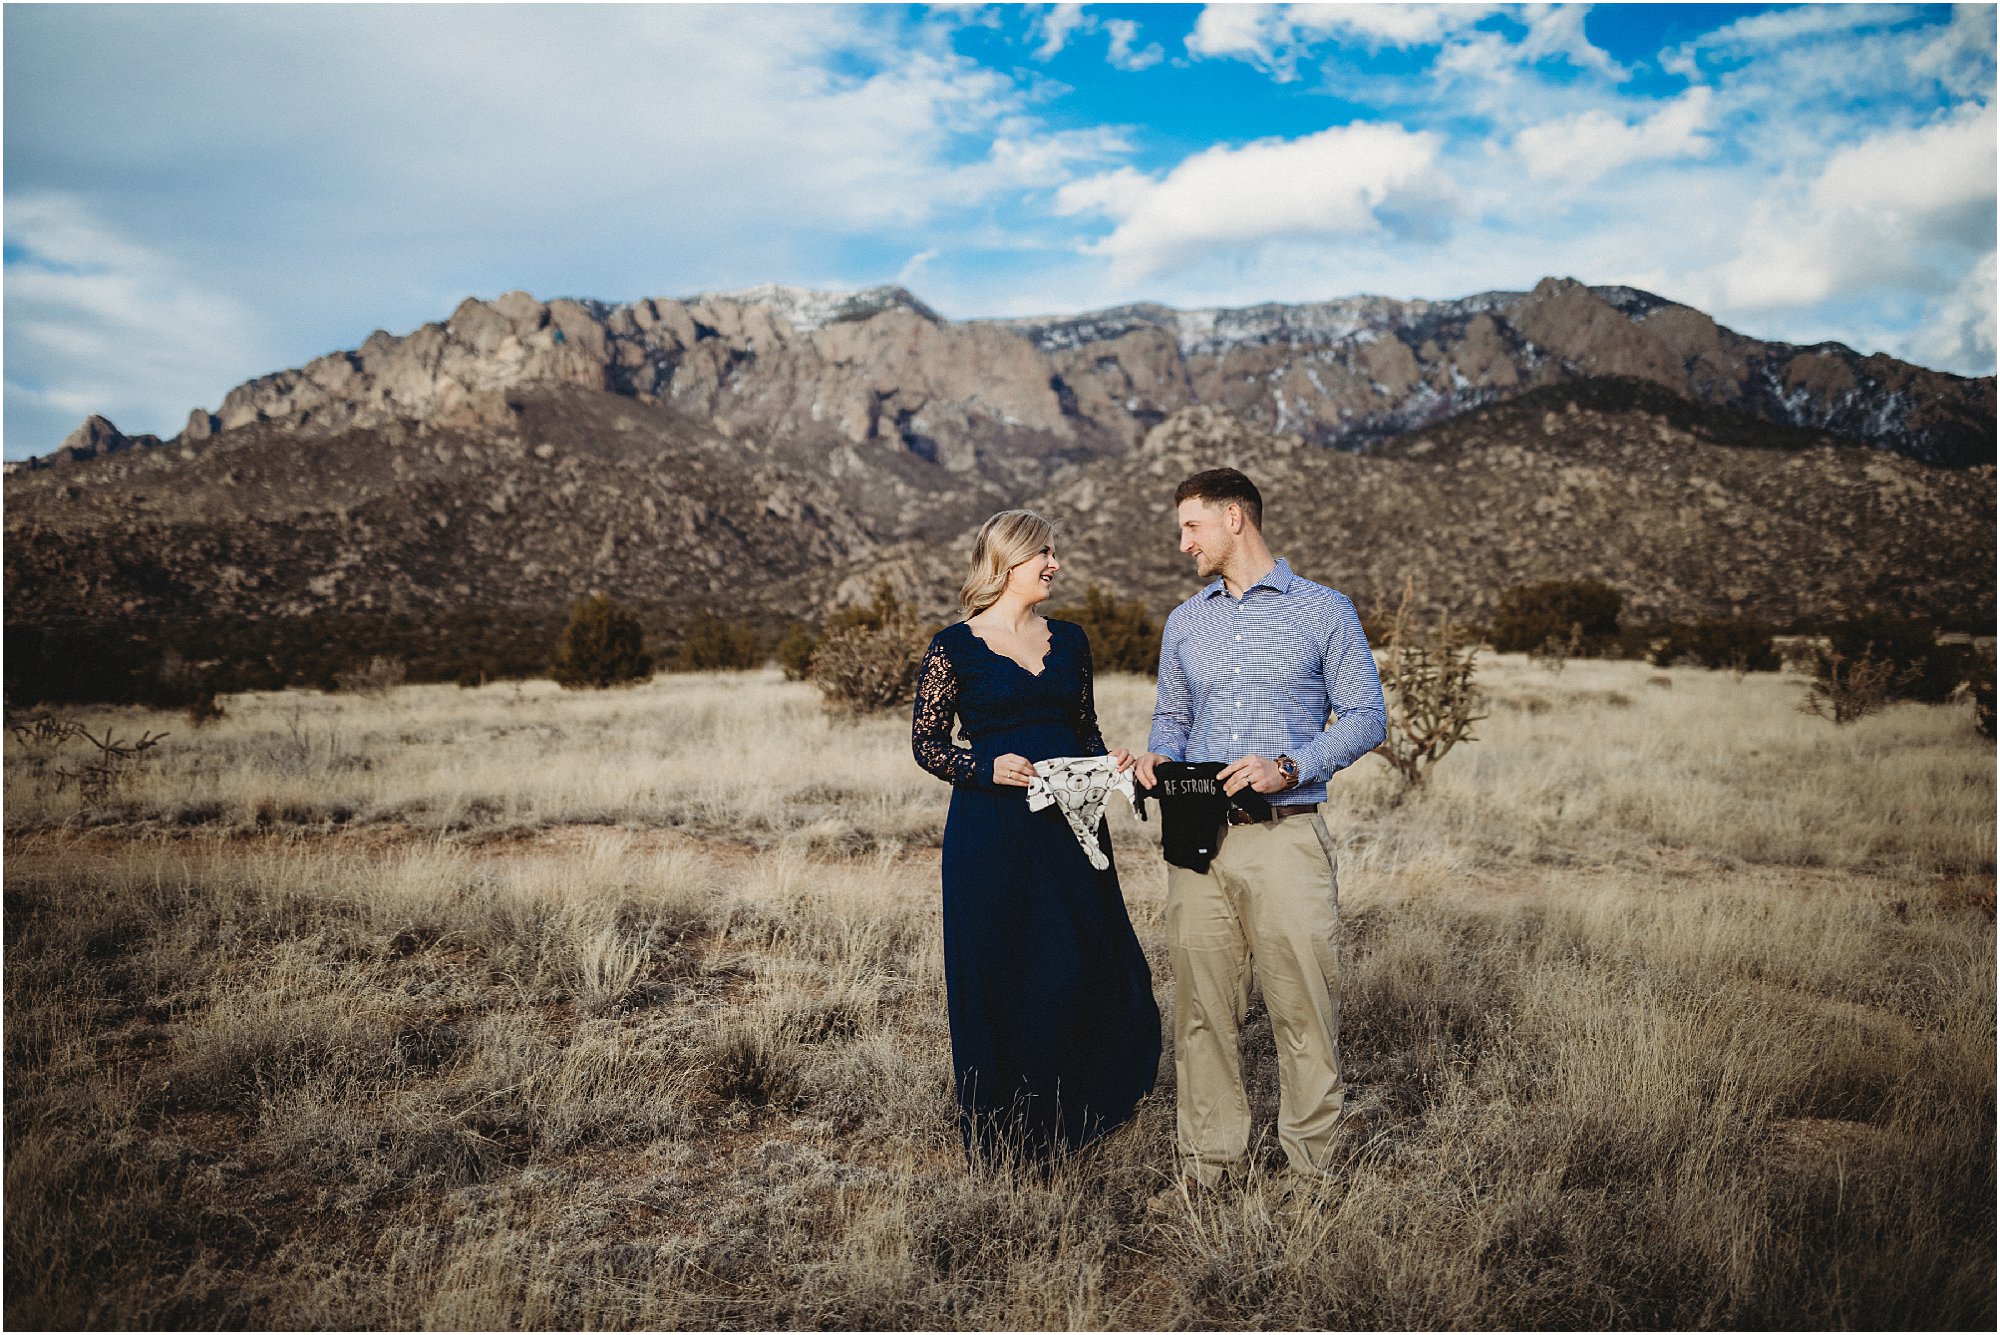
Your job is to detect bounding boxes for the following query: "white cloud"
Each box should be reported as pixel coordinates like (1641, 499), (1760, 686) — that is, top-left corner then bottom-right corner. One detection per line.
(1034, 4), (1088, 60)
(4, 194), (268, 441)
(1303, 3), (1497, 49)
(1514, 87), (1715, 183)
(1185, 4), (1277, 55)
(1669, 3), (1918, 69)
(1513, 4), (1626, 80)
(1104, 18), (1165, 72)
(1664, 3), (1992, 121)
(3, 4), (1134, 449)
(1715, 103), (1996, 314)
(1053, 166), (1156, 219)
(1058, 122), (1451, 283)
(1187, 3), (1616, 84)
(1813, 101), (1997, 217)
(896, 247), (942, 288)
(1901, 251), (1997, 372)
(1029, 6), (1164, 72)
(1907, 4), (2000, 98)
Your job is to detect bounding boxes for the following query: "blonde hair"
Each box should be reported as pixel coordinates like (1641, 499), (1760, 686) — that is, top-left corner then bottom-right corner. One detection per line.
(960, 509), (1056, 617)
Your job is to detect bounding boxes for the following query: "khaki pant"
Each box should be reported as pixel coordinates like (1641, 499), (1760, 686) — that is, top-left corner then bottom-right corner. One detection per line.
(1166, 809), (1342, 1185)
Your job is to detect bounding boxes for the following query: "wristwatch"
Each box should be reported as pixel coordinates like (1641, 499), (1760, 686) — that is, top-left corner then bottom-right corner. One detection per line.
(1276, 755), (1300, 790)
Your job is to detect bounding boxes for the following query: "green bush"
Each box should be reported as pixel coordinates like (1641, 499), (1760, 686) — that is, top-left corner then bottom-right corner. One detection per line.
(1048, 585), (1160, 674)
(551, 593), (654, 689)
(1491, 580), (1622, 655)
(674, 610), (763, 671)
(1652, 620), (1781, 673)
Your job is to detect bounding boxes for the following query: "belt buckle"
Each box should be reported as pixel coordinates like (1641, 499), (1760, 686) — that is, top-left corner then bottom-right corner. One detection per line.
(1226, 807), (1259, 826)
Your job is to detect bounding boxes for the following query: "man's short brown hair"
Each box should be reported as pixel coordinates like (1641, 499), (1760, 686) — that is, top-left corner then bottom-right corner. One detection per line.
(1174, 468), (1263, 530)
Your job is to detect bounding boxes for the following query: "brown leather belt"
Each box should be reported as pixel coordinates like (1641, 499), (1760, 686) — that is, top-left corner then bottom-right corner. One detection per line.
(1227, 803), (1319, 826)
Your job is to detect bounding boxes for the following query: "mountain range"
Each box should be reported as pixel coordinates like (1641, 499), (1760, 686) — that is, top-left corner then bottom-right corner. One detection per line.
(4, 276), (1993, 686)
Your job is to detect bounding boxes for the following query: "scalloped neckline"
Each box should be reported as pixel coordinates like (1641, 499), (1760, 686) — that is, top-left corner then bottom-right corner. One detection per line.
(962, 618), (1054, 679)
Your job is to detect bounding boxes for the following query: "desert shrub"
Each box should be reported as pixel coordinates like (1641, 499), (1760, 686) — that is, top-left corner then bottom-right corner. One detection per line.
(6, 608), (581, 706)
(674, 610), (763, 671)
(776, 624), (818, 681)
(1048, 584), (1159, 675)
(1607, 625), (1663, 660)
(1491, 580), (1622, 656)
(1960, 647), (1992, 739)
(1373, 584), (1486, 791)
(1801, 648), (1901, 725)
(147, 647), (211, 708)
(184, 691), (226, 728)
(809, 585), (933, 715)
(334, 655), (408, 697)
(824, 580), (909, 636)
(1652, 619), (1781, 674)
(551, 593), (654, 689)
(1825, 613), (1966, 704)
(1528, 622), (1582, 673)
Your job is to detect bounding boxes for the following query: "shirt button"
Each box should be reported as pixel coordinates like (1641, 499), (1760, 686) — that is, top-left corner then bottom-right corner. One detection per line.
(1233, 667), (1241, 673)
(1231, 733), (1239, 739)
(1234, 635), (1241, 642)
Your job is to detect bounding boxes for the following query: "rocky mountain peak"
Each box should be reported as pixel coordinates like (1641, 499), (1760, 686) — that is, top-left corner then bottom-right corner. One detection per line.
(23, 277), (1996, 477)
(689, 283), (941, 333)
(39, 414), (164, 468)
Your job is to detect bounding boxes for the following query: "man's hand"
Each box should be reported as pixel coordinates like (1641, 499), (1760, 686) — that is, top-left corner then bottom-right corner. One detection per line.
(993, 753), (1038, 787)
(1134, 752), (1173, 787)
(1218, 754), (1288, 795)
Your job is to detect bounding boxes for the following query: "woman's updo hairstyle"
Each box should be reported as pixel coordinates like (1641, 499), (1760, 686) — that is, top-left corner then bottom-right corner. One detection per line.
(960, 509), (1056, 617)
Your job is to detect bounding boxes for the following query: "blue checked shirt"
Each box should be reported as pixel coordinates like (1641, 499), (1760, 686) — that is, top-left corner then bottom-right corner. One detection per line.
(1147, 558), (1387, 807)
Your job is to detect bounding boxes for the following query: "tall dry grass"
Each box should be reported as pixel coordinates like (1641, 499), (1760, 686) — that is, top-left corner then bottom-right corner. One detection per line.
(8, 659), (1991, 880)
(4, 658), (1993, 1328)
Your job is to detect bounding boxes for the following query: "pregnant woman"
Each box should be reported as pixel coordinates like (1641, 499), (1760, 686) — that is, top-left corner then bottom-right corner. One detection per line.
(911, 509), (1160, 1161)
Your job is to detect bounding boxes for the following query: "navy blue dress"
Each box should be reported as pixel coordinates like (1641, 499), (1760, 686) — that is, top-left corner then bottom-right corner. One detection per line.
(911, 618), (1160, 1158)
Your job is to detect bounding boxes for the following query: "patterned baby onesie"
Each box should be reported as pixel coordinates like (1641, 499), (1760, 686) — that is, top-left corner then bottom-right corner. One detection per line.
(1026, 755), (1137, 871)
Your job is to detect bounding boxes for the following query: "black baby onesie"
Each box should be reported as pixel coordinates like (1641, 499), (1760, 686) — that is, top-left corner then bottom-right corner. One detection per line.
(1135, 761), (1272, 873)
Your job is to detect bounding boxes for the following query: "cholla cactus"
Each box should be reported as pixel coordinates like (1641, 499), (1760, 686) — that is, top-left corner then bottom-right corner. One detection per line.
(1373, 582), (1486, 790)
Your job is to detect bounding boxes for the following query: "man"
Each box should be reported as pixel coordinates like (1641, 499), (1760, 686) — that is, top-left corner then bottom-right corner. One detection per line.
(1137, 467), (1387, 1199)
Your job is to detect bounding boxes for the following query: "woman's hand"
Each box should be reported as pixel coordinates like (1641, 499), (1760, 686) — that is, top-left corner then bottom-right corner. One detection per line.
(1109, 747), (1134, 773)
(994, 753), (1038, 787)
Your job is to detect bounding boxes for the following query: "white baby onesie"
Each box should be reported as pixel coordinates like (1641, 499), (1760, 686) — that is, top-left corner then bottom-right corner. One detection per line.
(1025, 755), (1137, 871)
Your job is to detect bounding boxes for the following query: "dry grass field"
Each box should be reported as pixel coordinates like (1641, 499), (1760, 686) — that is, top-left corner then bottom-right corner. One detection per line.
(5, 658), (1994, 1329)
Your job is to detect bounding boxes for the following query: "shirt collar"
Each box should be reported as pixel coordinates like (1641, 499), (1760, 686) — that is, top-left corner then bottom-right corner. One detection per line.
(1202, 557), (1294, 600)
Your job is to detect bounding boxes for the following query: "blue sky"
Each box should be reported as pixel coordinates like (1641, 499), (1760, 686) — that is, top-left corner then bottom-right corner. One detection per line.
(4, 2), (1994, 457)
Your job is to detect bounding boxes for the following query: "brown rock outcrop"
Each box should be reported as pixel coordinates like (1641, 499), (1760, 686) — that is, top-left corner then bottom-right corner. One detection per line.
(41, 277), (1979, 485)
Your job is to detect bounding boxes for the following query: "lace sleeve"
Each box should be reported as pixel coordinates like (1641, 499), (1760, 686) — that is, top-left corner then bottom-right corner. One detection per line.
(912, 636), (984, 787)
(1072, 625), (1108, 757)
